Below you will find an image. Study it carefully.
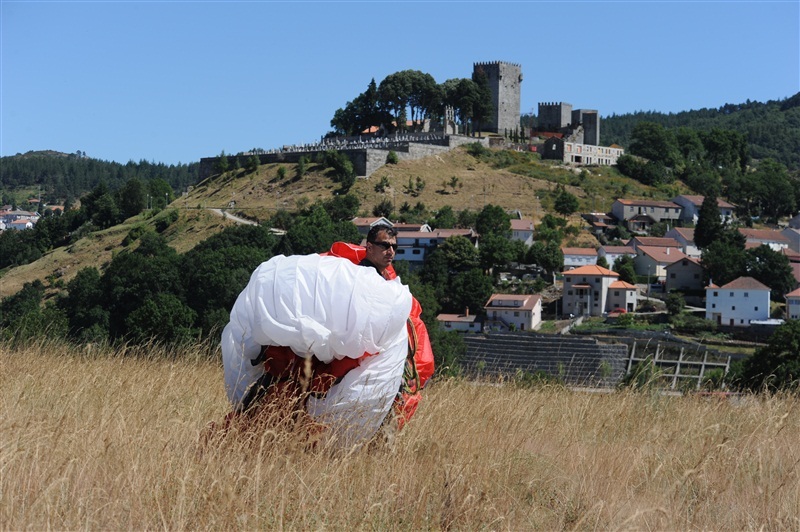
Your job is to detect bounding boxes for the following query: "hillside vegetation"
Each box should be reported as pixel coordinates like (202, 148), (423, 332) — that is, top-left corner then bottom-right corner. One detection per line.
(2, 339), (798, 529)
(602, 92), (800, 171)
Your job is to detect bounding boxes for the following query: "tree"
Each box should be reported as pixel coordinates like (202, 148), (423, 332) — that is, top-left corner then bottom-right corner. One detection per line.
(752, 159), (795, 223)
(59, 267), (109, 341)
(322, 194), (360, 222)
(215, 151), (230, 174)
(526, 241), (564, 279)
(665, 292), (685, 316)
(372, 199), (394, 218)
(554, 188), (580, 218)
(116, 178), (147, 220)
(430, 205), (456, 229)
(478, 233), (515, 274)
(476, 204), (511, 238)
(694, 192), (724, 249)
(744, 245), (796, 299)
(596, 255), (609, 269)
(737, 320), (800, 392)
(700, 232), (747, 286)
(449, 268), (493, 315)
(629, 122), (681, 168)
(613, 254), (637, 285)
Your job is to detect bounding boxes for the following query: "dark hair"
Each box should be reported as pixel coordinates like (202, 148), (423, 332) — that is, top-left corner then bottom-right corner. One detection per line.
(367, 224), (397, 242)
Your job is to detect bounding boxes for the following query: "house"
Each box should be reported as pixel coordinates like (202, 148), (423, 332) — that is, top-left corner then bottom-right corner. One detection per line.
(663, 227), (701, 259)
(9, 219), (34, 231)
(392, 222), (431, 233)
(561, 247), (598, 269)
(705, 277), (771, 327)
(561, 264), (621, 317)
(510, 219), (535, 246)
(785, 288), (800, 320)
(739, 228), (790, 252)
(393, 229), (479, 268)
(628, 236), (683, 252)
(582, 212), (616, 236)
(436, 310), (481, 333)
(483, 293), (542, 331)
(542, 137), (624, 166)
(610, 199), (682, 233)
(671, 195), (735, 224)
(780, 227), (800, 252)
(634, 246), (688, 282)
(351, 216), (393, 236)
(780, 248), (800, 289)
(665, 257), (705, 293)
(597, 245), (636, 269)
(607, 280), (638, 313)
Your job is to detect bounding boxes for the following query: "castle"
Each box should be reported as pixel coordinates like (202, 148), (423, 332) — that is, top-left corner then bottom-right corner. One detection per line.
(199, 61), (622, 179)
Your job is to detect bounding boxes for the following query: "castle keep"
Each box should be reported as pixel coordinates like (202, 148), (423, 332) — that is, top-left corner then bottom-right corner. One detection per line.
(474, 61), (522, 135)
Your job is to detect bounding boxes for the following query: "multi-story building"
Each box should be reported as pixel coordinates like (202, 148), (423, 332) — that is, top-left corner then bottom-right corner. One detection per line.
(671, 195), (735, 224)
(560, 265), (622, 317)
(705, 277), (771, 327)
(562, 247), (598, 269)
(483, 293), (542, 331)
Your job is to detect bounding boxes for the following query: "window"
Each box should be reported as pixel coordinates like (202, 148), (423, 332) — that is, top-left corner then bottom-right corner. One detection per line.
(730, 292), (734, 297)
(694, 274), (699, 279)
(614, 291), (620, 296)
(396, 249), (405, 255)
(744, 292), (748, 297)
(755, 307), (759, 311)
(732, 306), (736, 310)
(670, 273), (676, 279)
(412, 249), (421, 255)
(567, 290), (573, 295)
(713, 291), (718, 297)
(514, 311), (519, 317)
(566, 277), (572, 282)
(712, 304), (716, 308)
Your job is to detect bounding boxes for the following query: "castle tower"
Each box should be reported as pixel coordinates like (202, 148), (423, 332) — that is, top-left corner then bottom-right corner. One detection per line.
(572, 109), (600, 146)
(473, 61), (522, 135)
(538, 102), (573, 131)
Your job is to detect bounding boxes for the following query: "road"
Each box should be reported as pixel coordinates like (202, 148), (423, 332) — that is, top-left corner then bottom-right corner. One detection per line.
(209, 208), (258, 226)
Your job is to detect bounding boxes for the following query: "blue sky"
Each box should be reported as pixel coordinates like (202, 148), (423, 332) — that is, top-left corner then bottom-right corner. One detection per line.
(2, 1), (798, 166)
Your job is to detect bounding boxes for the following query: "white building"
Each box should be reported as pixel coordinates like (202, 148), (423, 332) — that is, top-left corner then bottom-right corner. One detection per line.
(436, 311), (482, 333)
(597, 245), (636, 269)
(607, 280), (638, 313)
(393, 229), (478, 267)
(705, 277), (771, 327)
(785, 288), (800, 320)
(663, 227), (701, 259)
(671, 195), (735, 224)
(561, 264), (620, 317)
(510, 219), (535, 246)
(561, 247), (598, 269)
(483, 293), (542, 331)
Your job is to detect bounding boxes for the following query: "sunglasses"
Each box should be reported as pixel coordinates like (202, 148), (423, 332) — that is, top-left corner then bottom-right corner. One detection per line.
(369, 240), (398, 251)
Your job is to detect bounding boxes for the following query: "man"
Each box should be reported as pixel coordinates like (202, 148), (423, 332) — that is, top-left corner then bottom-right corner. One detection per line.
(360, 224), (398, 279)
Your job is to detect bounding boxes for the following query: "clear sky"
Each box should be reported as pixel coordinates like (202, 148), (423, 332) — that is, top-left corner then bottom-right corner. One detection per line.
(2, 1), (798, 166)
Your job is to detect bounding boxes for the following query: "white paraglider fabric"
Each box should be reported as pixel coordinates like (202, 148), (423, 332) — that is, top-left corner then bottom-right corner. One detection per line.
(221, 254), (412, 440)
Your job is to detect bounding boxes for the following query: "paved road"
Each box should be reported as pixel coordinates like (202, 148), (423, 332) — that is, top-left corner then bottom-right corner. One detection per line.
(209, 208), (258, 226)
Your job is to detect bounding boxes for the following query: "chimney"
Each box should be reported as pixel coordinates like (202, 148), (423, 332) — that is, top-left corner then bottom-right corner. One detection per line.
(465, 307), (470, 317)
(666, 247), (670, 255)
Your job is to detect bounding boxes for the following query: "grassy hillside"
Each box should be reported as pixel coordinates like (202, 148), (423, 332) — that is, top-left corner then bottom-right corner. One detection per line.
(0, 146), (679, 300)
(2, 339), (798, 529)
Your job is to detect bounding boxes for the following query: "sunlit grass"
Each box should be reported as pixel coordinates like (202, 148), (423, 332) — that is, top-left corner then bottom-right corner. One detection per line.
(2, 338), (798, 529)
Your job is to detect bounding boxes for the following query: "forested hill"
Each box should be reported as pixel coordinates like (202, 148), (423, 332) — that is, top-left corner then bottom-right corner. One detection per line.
(601, 93), (800, 171)
(0, 151), (199, 203)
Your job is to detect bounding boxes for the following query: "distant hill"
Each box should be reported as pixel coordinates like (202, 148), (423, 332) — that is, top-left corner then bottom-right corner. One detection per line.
(0, 151), (199, 203)
(601, 93), (800, 171)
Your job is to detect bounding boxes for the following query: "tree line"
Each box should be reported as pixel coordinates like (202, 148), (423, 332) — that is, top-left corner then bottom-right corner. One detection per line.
(0, 151), (199, 206)
(617, 121), (797, 224)
(329, 68), (493, 137)
(602, 93), (800, 171)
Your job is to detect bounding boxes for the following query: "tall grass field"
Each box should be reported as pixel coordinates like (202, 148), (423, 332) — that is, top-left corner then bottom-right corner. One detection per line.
(2, 339), (798, 529)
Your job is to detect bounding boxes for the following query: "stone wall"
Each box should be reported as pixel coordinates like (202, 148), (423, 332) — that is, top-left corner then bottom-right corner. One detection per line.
(199, 135), (488, 181)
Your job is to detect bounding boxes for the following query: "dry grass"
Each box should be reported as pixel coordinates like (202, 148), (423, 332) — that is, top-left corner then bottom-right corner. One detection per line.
(3, 340), (799, 530)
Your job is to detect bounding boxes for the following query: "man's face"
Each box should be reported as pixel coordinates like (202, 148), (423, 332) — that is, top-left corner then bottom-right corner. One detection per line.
(365, 230), (397, 272)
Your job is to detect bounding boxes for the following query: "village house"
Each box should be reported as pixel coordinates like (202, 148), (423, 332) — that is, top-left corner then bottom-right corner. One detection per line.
(739, 228), (790, 252)
(785, 287), (800, 320)
(436, 310), (482, 333)
(664, 257), (705, 293)
(607, 280), (638, 313)
(628, 236), (683, 252)
(561, 247), (598, 269)
(582, 212), (616, 236)
(597, 245), (636, 269)
(610, 199), (682, 233)
(663, 227), (701, 259)
(671, 195), (735, 224)
(780, 226), (800, 252)
(351, 216), (394, 236)
(393, 228), (479, 268)
(510, 218), (535, 246)
(483, 293), (542, 331)
(560, 264), (622, 317)
(705, 277), (771, 327)
(634, 246), (688, 282)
